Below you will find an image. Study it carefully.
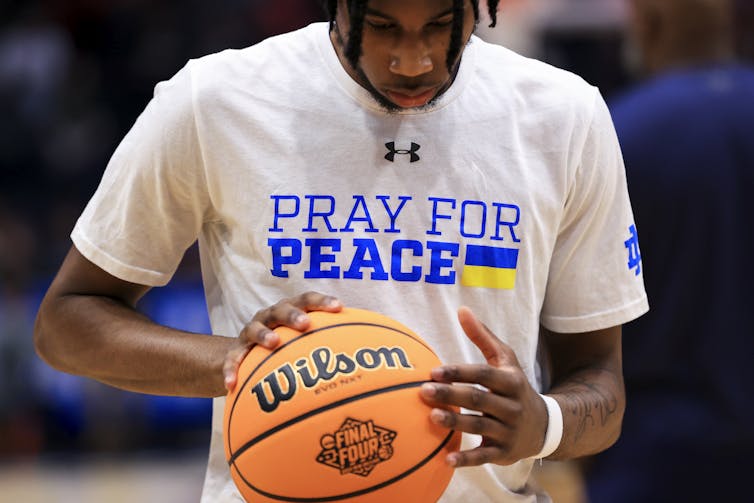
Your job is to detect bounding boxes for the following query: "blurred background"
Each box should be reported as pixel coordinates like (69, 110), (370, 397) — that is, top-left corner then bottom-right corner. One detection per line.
(0, 0), (752, 502)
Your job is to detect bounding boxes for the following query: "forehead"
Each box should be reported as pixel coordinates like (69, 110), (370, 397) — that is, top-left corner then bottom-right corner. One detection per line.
(364, 0), (458, 18)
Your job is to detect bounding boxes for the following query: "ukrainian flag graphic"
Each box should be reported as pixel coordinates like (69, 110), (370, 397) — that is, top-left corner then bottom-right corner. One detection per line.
(461, 245), (519, 289)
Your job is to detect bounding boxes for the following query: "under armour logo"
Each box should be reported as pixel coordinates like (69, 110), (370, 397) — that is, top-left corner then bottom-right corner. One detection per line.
(624, 224), (642, 276)
(385, 142), (421, 163)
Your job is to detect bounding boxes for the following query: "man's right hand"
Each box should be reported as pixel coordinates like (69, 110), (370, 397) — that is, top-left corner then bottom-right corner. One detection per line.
(222, 291), (343, 391)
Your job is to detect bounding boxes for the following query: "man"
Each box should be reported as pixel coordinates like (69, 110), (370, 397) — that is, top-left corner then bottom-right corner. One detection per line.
(585, 0), (754, 501)
(34, 1), (648, 501)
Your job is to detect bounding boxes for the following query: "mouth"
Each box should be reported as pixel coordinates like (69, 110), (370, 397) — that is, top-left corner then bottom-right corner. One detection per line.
(384, 87), (439, 108)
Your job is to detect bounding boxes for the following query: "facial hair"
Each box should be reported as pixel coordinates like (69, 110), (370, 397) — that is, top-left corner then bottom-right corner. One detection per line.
(332, 21), (463, 114)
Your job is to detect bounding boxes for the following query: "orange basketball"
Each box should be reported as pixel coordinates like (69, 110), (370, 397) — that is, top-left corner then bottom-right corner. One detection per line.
(224, 307), (460, 503)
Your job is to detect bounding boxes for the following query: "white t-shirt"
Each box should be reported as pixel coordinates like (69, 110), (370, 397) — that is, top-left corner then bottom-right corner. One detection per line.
(72, 23), (648, 503)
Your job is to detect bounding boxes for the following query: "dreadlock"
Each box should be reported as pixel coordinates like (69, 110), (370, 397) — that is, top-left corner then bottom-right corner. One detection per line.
(445, 0), (465, 70)
(323, 0), (501, 71)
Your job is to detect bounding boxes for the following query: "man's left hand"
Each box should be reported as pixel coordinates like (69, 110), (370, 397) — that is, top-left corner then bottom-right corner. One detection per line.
(419, 306), (548, 466)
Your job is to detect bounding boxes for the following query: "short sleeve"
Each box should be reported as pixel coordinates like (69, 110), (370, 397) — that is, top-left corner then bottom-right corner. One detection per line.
(71, 61), (211, 286)
(540, 90), (649, 333)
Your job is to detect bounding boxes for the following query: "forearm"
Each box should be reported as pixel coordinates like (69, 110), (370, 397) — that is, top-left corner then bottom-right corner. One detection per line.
(545, 365), (625, 460)
(35, 292), (233, 397)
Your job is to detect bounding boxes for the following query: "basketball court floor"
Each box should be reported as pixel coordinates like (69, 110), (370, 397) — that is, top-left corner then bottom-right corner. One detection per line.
(0, 456), (584, 503)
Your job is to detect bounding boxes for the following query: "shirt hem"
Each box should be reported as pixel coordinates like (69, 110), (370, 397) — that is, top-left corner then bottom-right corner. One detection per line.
(541, 295), (649, 333)
(71, 227), (171, 287)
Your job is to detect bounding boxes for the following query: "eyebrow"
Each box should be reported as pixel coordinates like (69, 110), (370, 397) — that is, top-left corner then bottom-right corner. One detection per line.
(364, 7), (455, 21)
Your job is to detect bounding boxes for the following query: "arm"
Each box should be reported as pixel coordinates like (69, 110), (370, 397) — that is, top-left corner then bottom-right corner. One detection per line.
(34, 246), (343, 397)
(34, 246), (233, 397)
(541, 324), (624, 459)
(419, 306), (624, 466)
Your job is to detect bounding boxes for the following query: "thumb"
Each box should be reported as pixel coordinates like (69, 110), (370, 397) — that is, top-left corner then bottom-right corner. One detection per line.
(457, 306), (520, 368)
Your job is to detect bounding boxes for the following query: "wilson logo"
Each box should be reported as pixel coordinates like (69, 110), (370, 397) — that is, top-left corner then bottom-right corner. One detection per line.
(317, 418), (397, 476)
(251, 346), (413, 413)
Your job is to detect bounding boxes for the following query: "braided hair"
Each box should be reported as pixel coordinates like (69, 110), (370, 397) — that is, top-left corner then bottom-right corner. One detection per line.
(324, 0), (500, 71)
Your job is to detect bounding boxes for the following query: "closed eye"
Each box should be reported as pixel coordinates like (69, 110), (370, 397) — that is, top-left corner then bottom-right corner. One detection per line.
(428, 17), (453, 28)
(365, 19), (397, 31)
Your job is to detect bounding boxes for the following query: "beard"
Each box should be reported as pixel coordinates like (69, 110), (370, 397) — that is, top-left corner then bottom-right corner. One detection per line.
(331, 23), (447, 114)
(354, 66), (446, 113)
(353, 66), (403, 113)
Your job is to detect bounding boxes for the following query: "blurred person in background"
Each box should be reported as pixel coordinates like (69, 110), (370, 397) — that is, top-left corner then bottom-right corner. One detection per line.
(584, 0), (754, 501)
(733, 0), (753, 61)
(0, 0), (325, 458)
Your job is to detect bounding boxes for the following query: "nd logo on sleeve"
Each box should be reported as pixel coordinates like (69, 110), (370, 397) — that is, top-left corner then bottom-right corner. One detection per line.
(624, 224), (642, 276)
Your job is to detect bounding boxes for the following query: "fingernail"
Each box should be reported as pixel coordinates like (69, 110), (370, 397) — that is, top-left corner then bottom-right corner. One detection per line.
(430, 408), (446, 423)
(446, 454), (459, 467)
(294, 314), (308, 326)
(421, 383), (437, 397)
(430, 367), (445, 379)
(263, 331), (278, 345)
(326, 297), (341, 308)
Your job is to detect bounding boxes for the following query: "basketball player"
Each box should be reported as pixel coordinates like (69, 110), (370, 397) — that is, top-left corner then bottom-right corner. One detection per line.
(34, 1), (648, 501)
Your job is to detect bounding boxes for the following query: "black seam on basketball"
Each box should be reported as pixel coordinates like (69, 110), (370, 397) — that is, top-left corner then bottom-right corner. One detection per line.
(233, 428), (458, 502)
(226, 321), (436, 455)
(228, 380), (427, 465)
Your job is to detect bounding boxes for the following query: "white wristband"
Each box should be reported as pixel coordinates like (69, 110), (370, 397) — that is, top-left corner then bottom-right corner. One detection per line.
(532, 394), (563, 459)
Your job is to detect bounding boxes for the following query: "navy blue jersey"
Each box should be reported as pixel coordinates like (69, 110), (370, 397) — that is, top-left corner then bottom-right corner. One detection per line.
(587, 64), (754, 502)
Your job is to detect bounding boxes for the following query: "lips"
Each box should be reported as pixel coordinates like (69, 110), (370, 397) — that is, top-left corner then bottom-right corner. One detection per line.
(384, 87), (438, 108)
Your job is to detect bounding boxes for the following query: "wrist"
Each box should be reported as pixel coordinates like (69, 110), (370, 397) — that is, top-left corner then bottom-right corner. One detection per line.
(531, 394), (563, 459)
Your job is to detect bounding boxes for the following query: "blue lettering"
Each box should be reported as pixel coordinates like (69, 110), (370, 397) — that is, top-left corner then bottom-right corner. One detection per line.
(425, 241), (459, 284)
(460, 200), (487, 238)
(340, 195), (378, 233)
(377, 195), (412, 233)
(303, 195), (337, 232)
(427, 197), (456, 236)
(304, 238), (341, 278)
(269, 195), (300, 232)
(344, 239), (388, 280)
(391, 240), (423, 282)
(625, 224), (642, 275)
(492, 203), (521, 242)
(268, 238), (302, 277)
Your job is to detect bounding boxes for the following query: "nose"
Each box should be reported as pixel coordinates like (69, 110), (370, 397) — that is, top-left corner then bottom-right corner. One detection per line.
(389, 35), (433, 77)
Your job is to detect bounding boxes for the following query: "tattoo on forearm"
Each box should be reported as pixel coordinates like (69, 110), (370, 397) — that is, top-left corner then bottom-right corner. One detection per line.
(559, 373), (620, 442)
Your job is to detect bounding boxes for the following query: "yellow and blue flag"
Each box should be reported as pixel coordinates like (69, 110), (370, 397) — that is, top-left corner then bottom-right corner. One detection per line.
(461, 245), (519, 290)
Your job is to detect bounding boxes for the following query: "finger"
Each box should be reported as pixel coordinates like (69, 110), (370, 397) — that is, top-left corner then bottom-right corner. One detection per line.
(447, 445), (514, 468)
(428, 364), (527, 396)
(239, 320), (280, 349)
(254, 302), (309, 331)
(292, 291), (343, 312)
(253, 292), (343, 331)
(232, 293), (342, 392)
(421, 382), (522, 422)
(223, 344), (252, 392)
(283, 291), (343, 326)
(457, 306), (520, 368)
(288, 292), (343, 329)
(428, 407), (511, 440)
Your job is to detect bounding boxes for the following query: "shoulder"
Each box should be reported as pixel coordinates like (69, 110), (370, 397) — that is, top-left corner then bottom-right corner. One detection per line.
(174, 23), (328, 103)
(470, 36), (599, 117)
(196, 23), (322, 74)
